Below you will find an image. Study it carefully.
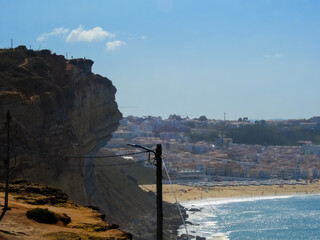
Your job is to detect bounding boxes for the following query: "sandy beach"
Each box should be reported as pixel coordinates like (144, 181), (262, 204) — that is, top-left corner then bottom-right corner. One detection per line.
(140, 180), (320, 203)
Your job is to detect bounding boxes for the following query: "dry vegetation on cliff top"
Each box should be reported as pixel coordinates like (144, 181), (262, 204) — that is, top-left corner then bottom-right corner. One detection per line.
(0, 181), (132, 240)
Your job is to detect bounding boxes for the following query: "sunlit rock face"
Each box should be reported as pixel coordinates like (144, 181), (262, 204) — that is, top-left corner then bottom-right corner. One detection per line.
(0, 46), (122, 157)
(0, 46), (122, 199)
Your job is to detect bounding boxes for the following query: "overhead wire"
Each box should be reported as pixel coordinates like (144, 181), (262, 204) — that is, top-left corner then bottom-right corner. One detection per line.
(1, 142), (309, 171)
(0, 141), (150, 169)
(203, 198), (231, 238)
(93, 159), (147, 167)
(0, 118), (151, 161)
(0, 142), (149, 160)
(162, 157), (190, 240)
(3, 137), (307, 180)
(18, 149), (150, 159)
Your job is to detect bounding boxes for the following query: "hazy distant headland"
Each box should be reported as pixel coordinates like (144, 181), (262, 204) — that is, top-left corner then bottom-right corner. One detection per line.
(120, 114), (320, 146)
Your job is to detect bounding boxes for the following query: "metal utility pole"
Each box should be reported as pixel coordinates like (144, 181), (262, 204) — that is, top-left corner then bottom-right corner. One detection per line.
(155, 144), (163, 240)
(0, 111), (11, 222)
(127, 143), (163, 239)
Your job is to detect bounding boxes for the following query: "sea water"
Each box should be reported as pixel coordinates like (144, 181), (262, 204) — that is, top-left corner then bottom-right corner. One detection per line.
(179, 194), (320, 240)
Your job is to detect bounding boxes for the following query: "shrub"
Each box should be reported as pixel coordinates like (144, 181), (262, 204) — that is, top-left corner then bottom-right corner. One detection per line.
(26, 208), (71, 225)
(38, 49), (52, 56)
(26, 208), (58, 224)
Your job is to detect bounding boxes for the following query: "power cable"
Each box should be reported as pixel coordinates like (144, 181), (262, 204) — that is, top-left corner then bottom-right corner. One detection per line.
(0, 142), (150, 168)
(162, 158), (190, 239)
(203, 198), (231, 239)
(93, 159), (146, 167)
(50, 159), (150, 174)
(2, 146), (149, 159)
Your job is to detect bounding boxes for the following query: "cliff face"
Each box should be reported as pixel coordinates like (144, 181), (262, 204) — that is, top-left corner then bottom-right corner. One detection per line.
(0, 46), (122, 156)
(0, 46), (122, 200)
(0, 46), (184, 239)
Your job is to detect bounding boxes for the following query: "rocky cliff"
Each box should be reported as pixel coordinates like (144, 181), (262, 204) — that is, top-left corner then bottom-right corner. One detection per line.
(0, 46), (121, 156)
(0, 46), (184, 239)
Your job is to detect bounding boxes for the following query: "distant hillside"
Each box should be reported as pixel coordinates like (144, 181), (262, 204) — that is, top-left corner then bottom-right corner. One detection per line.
(224, 125), (320, 146)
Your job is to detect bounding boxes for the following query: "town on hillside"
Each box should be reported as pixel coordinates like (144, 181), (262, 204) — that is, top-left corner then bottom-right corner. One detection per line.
(105, 115), (320, 186)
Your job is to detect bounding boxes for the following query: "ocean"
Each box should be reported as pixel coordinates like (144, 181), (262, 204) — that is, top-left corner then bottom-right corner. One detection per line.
(179, 194), (320, 240)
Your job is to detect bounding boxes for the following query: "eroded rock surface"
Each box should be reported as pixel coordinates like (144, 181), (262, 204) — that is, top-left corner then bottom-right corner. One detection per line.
(0, 46), (184, 239)
(0, 46), (121, 157)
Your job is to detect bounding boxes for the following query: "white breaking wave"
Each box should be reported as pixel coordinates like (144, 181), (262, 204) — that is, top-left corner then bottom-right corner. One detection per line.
(182, 194), (297, 208)
(178, 194), (320, 239)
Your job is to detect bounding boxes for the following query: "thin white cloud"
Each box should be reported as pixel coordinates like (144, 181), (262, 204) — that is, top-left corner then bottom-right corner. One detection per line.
(66, 26), (115, 42)
(265, 53), (283, 59)
(106, 40), (126, 51)
(37, 27), (69, 41)
(51, 27), (69, 35)
(141, 35), (147, 40)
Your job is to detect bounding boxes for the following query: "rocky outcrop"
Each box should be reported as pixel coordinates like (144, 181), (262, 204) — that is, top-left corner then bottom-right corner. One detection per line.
(0, 46), (121, 156)
(0, 46), (184, 239)
(0, 181), (133, 240)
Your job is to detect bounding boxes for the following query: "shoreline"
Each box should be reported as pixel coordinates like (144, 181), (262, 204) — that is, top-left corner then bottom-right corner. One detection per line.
(140, 180), (320, 203)
(140, 182), (320, 240)
(180, 193), (320, 207)
(176, 192), (320, 240)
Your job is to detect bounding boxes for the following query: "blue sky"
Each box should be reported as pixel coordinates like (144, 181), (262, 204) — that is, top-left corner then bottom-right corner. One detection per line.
(1, 0), (320, 120)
